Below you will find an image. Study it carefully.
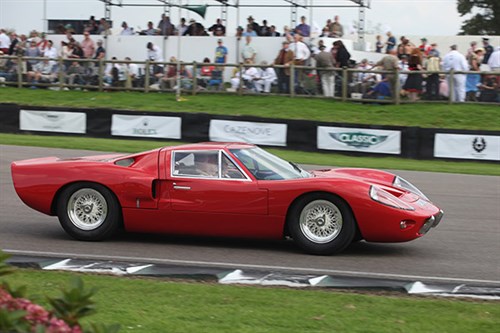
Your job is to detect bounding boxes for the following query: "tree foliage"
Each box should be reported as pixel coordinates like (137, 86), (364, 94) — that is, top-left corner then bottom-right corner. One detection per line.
(457, 0), (500, 35)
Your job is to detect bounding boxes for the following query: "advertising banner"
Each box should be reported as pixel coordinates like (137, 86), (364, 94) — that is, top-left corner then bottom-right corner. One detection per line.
(434, 133), (500, 161)
(317, 126), (401, 154)
(20, 110), (86, 134)
(111, 114), (182, 139)
(209, 119), (287, 146)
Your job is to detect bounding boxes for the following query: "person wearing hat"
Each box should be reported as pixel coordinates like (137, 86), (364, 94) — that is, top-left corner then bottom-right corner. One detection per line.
(273, 40), (294, 94)
(247, 16), (261, 36)
(482, 37), (494, 64)
(183, 18), (206, 36)
(442, 44), (468, 102)
(315, 43), (336, 97)
(214, 38), (227, 64)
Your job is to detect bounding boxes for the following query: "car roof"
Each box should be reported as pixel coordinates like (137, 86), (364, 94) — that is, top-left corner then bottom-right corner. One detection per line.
(162, 142), (256, 152)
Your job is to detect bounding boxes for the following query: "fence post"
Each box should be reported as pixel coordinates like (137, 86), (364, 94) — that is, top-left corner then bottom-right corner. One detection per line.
(448, 69), (454, 104)
(98, 59), (104, 92)
(341, 67), (348, 102)
(58, 57), (64, 90)
(237, 62), (243, 96)
(290, 63), (295, 98)
(394, 68), (401, 105)
(144, 60), (150, 93)
(17, 55), (23, 88)
(192, 61), (197, 95)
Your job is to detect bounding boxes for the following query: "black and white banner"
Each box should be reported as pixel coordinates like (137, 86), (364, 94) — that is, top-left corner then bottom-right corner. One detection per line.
(317, 126), (401, 154)
(20, 110), (86, 134)
(434, 134), (500, 161)
(209, 119), (287, 146)
(111, 114), (182, 139)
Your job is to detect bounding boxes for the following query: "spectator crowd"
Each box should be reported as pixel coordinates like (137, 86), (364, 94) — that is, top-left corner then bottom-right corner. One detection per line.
(0, 13), (498, 103)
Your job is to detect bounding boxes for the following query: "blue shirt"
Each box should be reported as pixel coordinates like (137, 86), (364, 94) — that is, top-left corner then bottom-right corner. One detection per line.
(215, 46), (228, 63)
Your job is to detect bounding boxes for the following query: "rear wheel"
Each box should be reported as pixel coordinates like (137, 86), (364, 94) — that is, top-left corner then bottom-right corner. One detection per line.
(288, 194), (355, 255)
(57, 182), (121, 241)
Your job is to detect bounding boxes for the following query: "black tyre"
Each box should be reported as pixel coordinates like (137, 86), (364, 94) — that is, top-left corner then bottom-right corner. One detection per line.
(56, 182), (121, 241)
(288, 194), (356, 255)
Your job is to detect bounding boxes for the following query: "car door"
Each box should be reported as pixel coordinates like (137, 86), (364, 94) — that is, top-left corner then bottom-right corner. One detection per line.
(168, 149), (268, 216)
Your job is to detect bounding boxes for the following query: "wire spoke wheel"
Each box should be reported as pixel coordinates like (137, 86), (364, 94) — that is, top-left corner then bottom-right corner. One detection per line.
(67, 188), (108, 231)
(299, 200), (343, 244)
(289, 194), (355, 255)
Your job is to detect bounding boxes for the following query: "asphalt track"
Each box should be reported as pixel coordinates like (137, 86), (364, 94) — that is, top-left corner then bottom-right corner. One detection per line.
(1, 145), (499, 286)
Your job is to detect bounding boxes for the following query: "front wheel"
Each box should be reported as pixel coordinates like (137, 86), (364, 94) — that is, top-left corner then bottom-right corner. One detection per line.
(57, 182), (121, 241)
(288, 194), (355, 255)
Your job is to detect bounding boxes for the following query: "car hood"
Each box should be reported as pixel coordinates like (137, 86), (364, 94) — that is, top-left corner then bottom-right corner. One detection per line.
(311, 167), (395, 184)
(310, 167), (421, 202)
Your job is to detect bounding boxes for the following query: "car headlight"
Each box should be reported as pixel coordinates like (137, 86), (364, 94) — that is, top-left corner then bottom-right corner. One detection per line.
(393, 176), (429, 201)
(370, 186), (415, 211)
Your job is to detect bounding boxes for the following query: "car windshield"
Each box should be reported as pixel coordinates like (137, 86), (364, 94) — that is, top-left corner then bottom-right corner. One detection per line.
(230, 147), (312, 180)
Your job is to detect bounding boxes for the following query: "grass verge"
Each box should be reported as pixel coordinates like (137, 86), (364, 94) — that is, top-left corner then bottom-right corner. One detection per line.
(3, 269), (499, 333)
(1, 133), (499, 176)
(1, 87), (499, 130)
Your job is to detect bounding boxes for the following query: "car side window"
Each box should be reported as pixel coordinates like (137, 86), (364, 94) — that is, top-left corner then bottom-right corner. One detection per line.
(221, 154), (245, 179)
(173, 151), (219, 178)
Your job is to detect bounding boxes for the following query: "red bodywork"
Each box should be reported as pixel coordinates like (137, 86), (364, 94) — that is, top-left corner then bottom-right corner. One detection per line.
(11, 142), (442, 243)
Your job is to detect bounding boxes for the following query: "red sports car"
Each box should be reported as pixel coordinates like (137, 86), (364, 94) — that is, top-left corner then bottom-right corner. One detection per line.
(11, 142), (443, 255)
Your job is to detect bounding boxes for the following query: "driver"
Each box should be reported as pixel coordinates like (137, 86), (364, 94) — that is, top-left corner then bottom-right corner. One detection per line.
(194, 153), (218, 177)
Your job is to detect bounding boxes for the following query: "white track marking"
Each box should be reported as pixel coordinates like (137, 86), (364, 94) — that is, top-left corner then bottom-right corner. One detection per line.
(4, 248), (500, 285)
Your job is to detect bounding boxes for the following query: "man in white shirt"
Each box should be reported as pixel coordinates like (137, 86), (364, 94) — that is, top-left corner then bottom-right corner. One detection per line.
(487, 46), (500, 71)
(442, 44), (468, 102)
(241, 59), (260, 92)
(120, 22), (134, 35)
(0, 29), (11, 53)
(290, 34), (310, 89)
(146, 42), (164, 77)
(124, 56), (139, 88)
(42, 40), (58, 66)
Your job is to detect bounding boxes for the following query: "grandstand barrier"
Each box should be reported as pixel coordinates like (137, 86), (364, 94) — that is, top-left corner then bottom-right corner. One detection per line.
(1, 55), (499, 104)
(0, 104), (498, 162)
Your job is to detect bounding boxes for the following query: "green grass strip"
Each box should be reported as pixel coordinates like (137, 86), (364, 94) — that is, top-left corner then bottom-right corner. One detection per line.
(2, 269), (499, 333)
(1, 87), (499, 130)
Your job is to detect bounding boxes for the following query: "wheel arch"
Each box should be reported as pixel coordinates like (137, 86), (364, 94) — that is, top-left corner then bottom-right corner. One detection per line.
(283, 191), (362, 240)
(50, 181), (124, 228)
